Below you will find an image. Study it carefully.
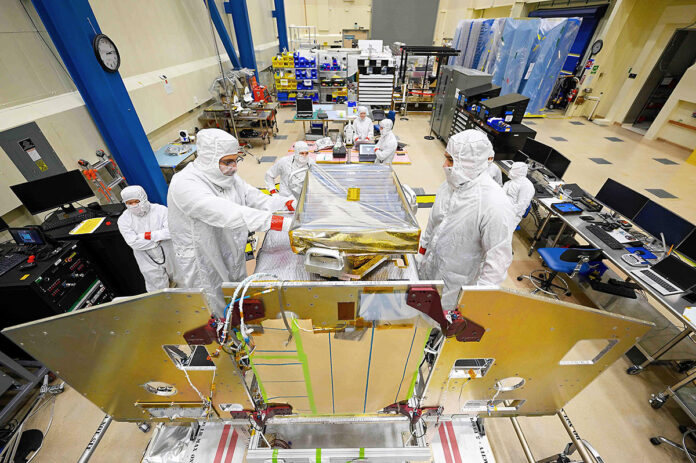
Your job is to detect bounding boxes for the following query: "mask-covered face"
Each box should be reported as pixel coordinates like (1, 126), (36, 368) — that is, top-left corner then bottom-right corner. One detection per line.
(193, 128), (241, 189)
(443, 166), (468, 189)
(294, 153), (309, 165)
(219, 163), (237, 176)
(121, 185), (151, 217)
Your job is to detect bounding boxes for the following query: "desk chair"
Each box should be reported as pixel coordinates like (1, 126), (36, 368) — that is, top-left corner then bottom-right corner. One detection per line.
(515, 204), (532, 232)
(517, 247), (603, 299)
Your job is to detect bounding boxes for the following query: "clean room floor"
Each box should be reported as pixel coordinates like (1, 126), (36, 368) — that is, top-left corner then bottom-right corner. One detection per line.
(17, 108), (696, 462)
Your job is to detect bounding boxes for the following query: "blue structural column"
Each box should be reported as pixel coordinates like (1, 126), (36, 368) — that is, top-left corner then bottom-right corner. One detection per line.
(272, 0), (289, 52)
(224, 0), (258, 78)
(205, 0), (241, 69)
(30, 0), (168, 204)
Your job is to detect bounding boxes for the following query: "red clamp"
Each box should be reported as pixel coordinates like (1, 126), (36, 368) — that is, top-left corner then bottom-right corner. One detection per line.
(285, 200), (295, 212)
(269, 189), (278, 195)
(418, 247), (426, 255)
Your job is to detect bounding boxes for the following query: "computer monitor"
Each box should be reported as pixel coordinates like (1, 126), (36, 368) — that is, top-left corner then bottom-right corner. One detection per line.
(652, 255), (696, 291)
(9, 227), (46, 246)
(677, 229), (696, 263)
(296, 98), (313, 115)
(544, 149), (571, 179)
(594, 178), (649, 220)
(521, 138), (551, 164)
(633, 201), (694, 247)
(10, 170), (94, 215)
(512, 151), (528, 163)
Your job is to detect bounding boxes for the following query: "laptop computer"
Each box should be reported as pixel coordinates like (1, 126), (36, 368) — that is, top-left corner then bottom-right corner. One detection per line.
(630, 255), (696, 296)
(358, 143), (377, 162)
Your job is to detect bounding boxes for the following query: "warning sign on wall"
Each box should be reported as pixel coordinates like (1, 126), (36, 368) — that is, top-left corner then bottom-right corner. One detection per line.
(18, 138), (48, 171)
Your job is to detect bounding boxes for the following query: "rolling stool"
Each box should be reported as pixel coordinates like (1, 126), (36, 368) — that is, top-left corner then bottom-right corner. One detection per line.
(517, 247), (603, 299)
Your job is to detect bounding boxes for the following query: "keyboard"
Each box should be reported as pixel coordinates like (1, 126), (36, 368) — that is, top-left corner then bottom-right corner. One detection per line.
(0, 253), (26, 277)
(43, 211), (98, 231)
(589, 279), (637, 299)
(586, 224), (625, 250)
(640, 270), (679, 293)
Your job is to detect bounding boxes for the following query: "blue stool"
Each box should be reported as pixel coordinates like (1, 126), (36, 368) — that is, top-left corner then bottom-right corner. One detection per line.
(517, 247), (603, 298)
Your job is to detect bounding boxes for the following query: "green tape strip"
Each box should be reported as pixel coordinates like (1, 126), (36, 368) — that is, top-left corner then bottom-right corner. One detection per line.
(316, 447), (321, 462)
(292, 320), (317, 414)
(406, 328), (431, 399)
(272, 448), (278, 462)
(359, 447), (365, 459)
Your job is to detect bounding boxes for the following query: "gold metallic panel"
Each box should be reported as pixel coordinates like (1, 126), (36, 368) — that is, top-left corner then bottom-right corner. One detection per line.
(422, 287), (653, 416)
(2, 289), (252, 422)
(222, 280), (444, 328)
(225, 281), (437, 415)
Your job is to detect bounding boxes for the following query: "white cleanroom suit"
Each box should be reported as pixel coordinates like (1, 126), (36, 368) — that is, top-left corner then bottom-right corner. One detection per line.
(374, 119), (398, 165)
(418, 130), (514, 310)
(352, 106), (374, 143)
(265, 141), (313, 199)
(167, 129), (294, 315)
(503, 162), (535, 227)
(487, 160), (503, 186)
(117, 185), (175, 292)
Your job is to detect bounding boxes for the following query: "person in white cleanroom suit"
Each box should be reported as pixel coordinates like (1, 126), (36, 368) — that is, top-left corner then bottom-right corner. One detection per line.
(418, 130), (514, 310)
(374, 119), (398, 165)
(486, 155), (503, 186)
(117, 185), (175, 292)
(265, 141), (313, 199)
(352, 106), (374, 144)
(167, 129), (295, 315)
(503, 161), (535, 228)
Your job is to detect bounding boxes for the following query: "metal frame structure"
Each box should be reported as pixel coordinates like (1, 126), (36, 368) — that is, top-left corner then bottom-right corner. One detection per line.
(224, 0), (258, 78)
(0, 351), (48, 427)
(204, 0), (241, 69)
(3, 282), (652, 461)
(289, 25), (317, 51)
(272, 0), (289, 52)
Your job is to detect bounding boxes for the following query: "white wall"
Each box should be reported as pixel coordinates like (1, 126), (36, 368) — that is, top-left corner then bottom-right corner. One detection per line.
(285, 0), (373, 45)
(0, 0), (247, 224)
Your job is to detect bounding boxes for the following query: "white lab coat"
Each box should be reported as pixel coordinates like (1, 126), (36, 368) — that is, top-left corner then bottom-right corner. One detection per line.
(374, 131), (398, 165)
(117, 203), (175, 292)
(503, 163), (535, 227)
(419, 130), (514, 310)
(265, 155), (313, 199)
(167, 129), (292, 315)
(352, 117), (374, 142)
(487, 162), (503, 186)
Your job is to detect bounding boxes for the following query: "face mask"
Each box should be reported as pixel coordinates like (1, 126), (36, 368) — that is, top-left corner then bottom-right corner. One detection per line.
(294, 154), (309, 165)
(219, 164), (237, 176)
(444, 166), (468, 188)
(127, 203), (147, 217)
(488, 158), (494, 165)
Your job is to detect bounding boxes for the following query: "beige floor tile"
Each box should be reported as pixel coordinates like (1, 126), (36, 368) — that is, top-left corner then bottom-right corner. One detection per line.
(16, 109), (696, 462)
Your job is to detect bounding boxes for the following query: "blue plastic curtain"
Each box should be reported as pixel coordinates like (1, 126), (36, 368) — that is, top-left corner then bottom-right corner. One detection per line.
(449, 17), (581, 114)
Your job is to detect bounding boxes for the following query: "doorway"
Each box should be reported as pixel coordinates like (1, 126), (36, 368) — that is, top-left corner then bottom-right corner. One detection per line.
(625, 29), (696, 133)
